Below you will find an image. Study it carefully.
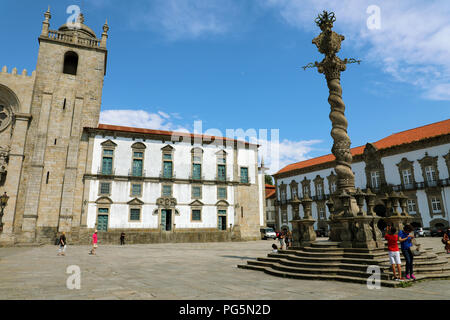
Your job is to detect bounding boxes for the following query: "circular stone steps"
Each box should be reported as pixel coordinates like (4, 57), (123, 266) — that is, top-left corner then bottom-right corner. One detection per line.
(237, 240), (450, 287)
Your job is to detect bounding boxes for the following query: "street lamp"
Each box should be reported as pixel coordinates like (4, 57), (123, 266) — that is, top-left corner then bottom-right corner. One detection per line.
(0, 192), (9, 232)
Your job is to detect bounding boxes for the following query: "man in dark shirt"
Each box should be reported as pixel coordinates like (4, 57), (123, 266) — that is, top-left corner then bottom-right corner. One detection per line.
(57, 232), (67, 256)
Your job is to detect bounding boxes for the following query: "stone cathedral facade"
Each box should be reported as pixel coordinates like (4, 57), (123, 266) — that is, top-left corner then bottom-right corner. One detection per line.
(0, 10), (264, 246)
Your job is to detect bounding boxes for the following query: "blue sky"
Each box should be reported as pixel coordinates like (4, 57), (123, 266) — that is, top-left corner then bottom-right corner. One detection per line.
(1, 0), (449, 173)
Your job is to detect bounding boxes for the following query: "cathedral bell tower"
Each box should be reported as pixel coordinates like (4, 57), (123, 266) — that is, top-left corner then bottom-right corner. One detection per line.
(18, 8), (109, 242)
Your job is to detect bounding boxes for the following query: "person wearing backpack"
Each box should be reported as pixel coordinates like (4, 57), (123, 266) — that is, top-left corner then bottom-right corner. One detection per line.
(443, 227), (450, 254)
(57, 232), (67, 256)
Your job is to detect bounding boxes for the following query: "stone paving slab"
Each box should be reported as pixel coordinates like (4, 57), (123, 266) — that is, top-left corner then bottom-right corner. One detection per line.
(0, 237), (449, 300)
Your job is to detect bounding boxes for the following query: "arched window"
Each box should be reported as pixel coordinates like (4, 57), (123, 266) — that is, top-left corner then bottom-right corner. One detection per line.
(63, 51), (78, 75)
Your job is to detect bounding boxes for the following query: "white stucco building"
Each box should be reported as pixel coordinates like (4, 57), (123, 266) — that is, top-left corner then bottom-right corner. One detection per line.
(273, 119), (450, 232)
(81, 124), (265, 242)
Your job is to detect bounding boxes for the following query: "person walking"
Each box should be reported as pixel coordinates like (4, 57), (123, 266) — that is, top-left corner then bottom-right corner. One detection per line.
(443, 227), (450, 254)
(120, 232), (125, 245)
(384, 226), (403, 281)
(399, 224), (415, 280)
(89, 230), (98, 255)
(57, 232), (67, 256)
(278, 231), (285, 250)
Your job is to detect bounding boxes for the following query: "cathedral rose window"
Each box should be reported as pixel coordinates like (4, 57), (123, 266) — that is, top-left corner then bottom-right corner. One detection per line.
(0, 105), (12, 132)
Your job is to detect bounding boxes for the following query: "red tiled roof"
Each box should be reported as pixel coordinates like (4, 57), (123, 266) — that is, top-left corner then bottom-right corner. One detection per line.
(275, 119), (450, 176)
(94, 124), (258, 146)
(265, 184), (276, 199)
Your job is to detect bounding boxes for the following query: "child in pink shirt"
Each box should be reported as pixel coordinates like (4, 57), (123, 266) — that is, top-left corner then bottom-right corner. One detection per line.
(89, 230), (98, 255)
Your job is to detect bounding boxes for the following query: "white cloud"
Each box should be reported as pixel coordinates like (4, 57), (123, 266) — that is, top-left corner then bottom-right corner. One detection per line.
(263, 0), (450, 101)
(133, 0), (241, 40)
(99, 109), (189, 132)
(259, 137), (322, 174)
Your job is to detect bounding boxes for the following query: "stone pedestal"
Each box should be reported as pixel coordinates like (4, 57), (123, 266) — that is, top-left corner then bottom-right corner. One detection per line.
(290, 219), (302, 247)
(297, 218), (317, 247)
(336, 217), (354, 248)
(353, 216), (377, 249)
(385, 215), (407, 233)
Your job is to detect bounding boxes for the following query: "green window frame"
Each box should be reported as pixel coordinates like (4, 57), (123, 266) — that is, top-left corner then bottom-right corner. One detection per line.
(163, 161), (173, 178)
(192, 209), (201, 221)
(192, 186), (201, 198)
(131, 183), (142, 197)
(192, 163), (202, 180)
(240, 167), (249, 183)
(102, 149), (113, 175)
(130, 208), (141, 221)
(218, 187), (227, 199)
(218, 164), (226, 181)
(162, 185), (172, 197)
(218, 210), (227, 231)
(99, 182), (111, 195)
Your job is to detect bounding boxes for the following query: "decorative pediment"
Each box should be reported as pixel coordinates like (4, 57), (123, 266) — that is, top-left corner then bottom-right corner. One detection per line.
(189, 200), (204, 206)
(396, 157), (413, 170)
(215, 149), (227, 156)
(101, 139), (117, 148)
(313, 175), (324, 184)
(191, 147), (204, 154)
(161, 145), (174, 151)
(127, 198), (144, 205)
(215, 200), (229, 207)
(156, 197), (177, 208)
(131, 142), (146, 150)
(95, 196), (113, 204)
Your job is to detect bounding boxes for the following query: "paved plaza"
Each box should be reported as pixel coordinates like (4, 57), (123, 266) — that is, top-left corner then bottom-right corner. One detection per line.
(0, 237), (449, 300)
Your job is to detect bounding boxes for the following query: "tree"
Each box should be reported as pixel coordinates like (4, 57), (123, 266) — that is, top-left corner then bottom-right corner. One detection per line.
(265, 175), (274, 185)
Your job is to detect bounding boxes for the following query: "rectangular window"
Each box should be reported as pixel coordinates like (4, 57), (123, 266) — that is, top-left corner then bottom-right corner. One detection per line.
(102, 149), (113, 175)
(192, 163), (202, 180)
(319, 207), (325, 219)
(192, 186), (202, 198)
(303, 186), (310, 197)
(402, 169), (412, 186)
(371, 171), (380, 189)
(217, 164), (226, 181)
(240, 167), (249, 183)
(218, 157), (226, 164)
(218, 210), (227, 230)
(163, 153), (172, 160)
(132, 159), (143, 176)
(330, 182), (337, 193)
(407, 199), (417, 214)
(130, 208), (141, 221)
(316, 185), (323, 197)
(131, 183), (142, 197)
(163, 161), (173, 178)
(192, 209), (201, 221)
(218, 187), (227, 199)
(425, 166), (437, 182)
(431, 197), (441, 213)
(162, 185), (172, 197)
(99, 182), (110, 195)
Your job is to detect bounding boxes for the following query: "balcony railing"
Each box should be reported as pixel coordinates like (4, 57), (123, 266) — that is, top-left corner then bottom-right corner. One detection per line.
(97, 168), (115, 176)
(128, 169), (146, 177)
(215, 174), (230, 182)
(159, 171), (176, 179)
(189, 174), (205, 181)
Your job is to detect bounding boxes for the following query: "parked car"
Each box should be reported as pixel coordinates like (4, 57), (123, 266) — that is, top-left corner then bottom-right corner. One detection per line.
(431, 228), (444, 237)
(414, 228), (425, 237)
(423, 228), (432, 237)
(260, 227), (277, 240)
